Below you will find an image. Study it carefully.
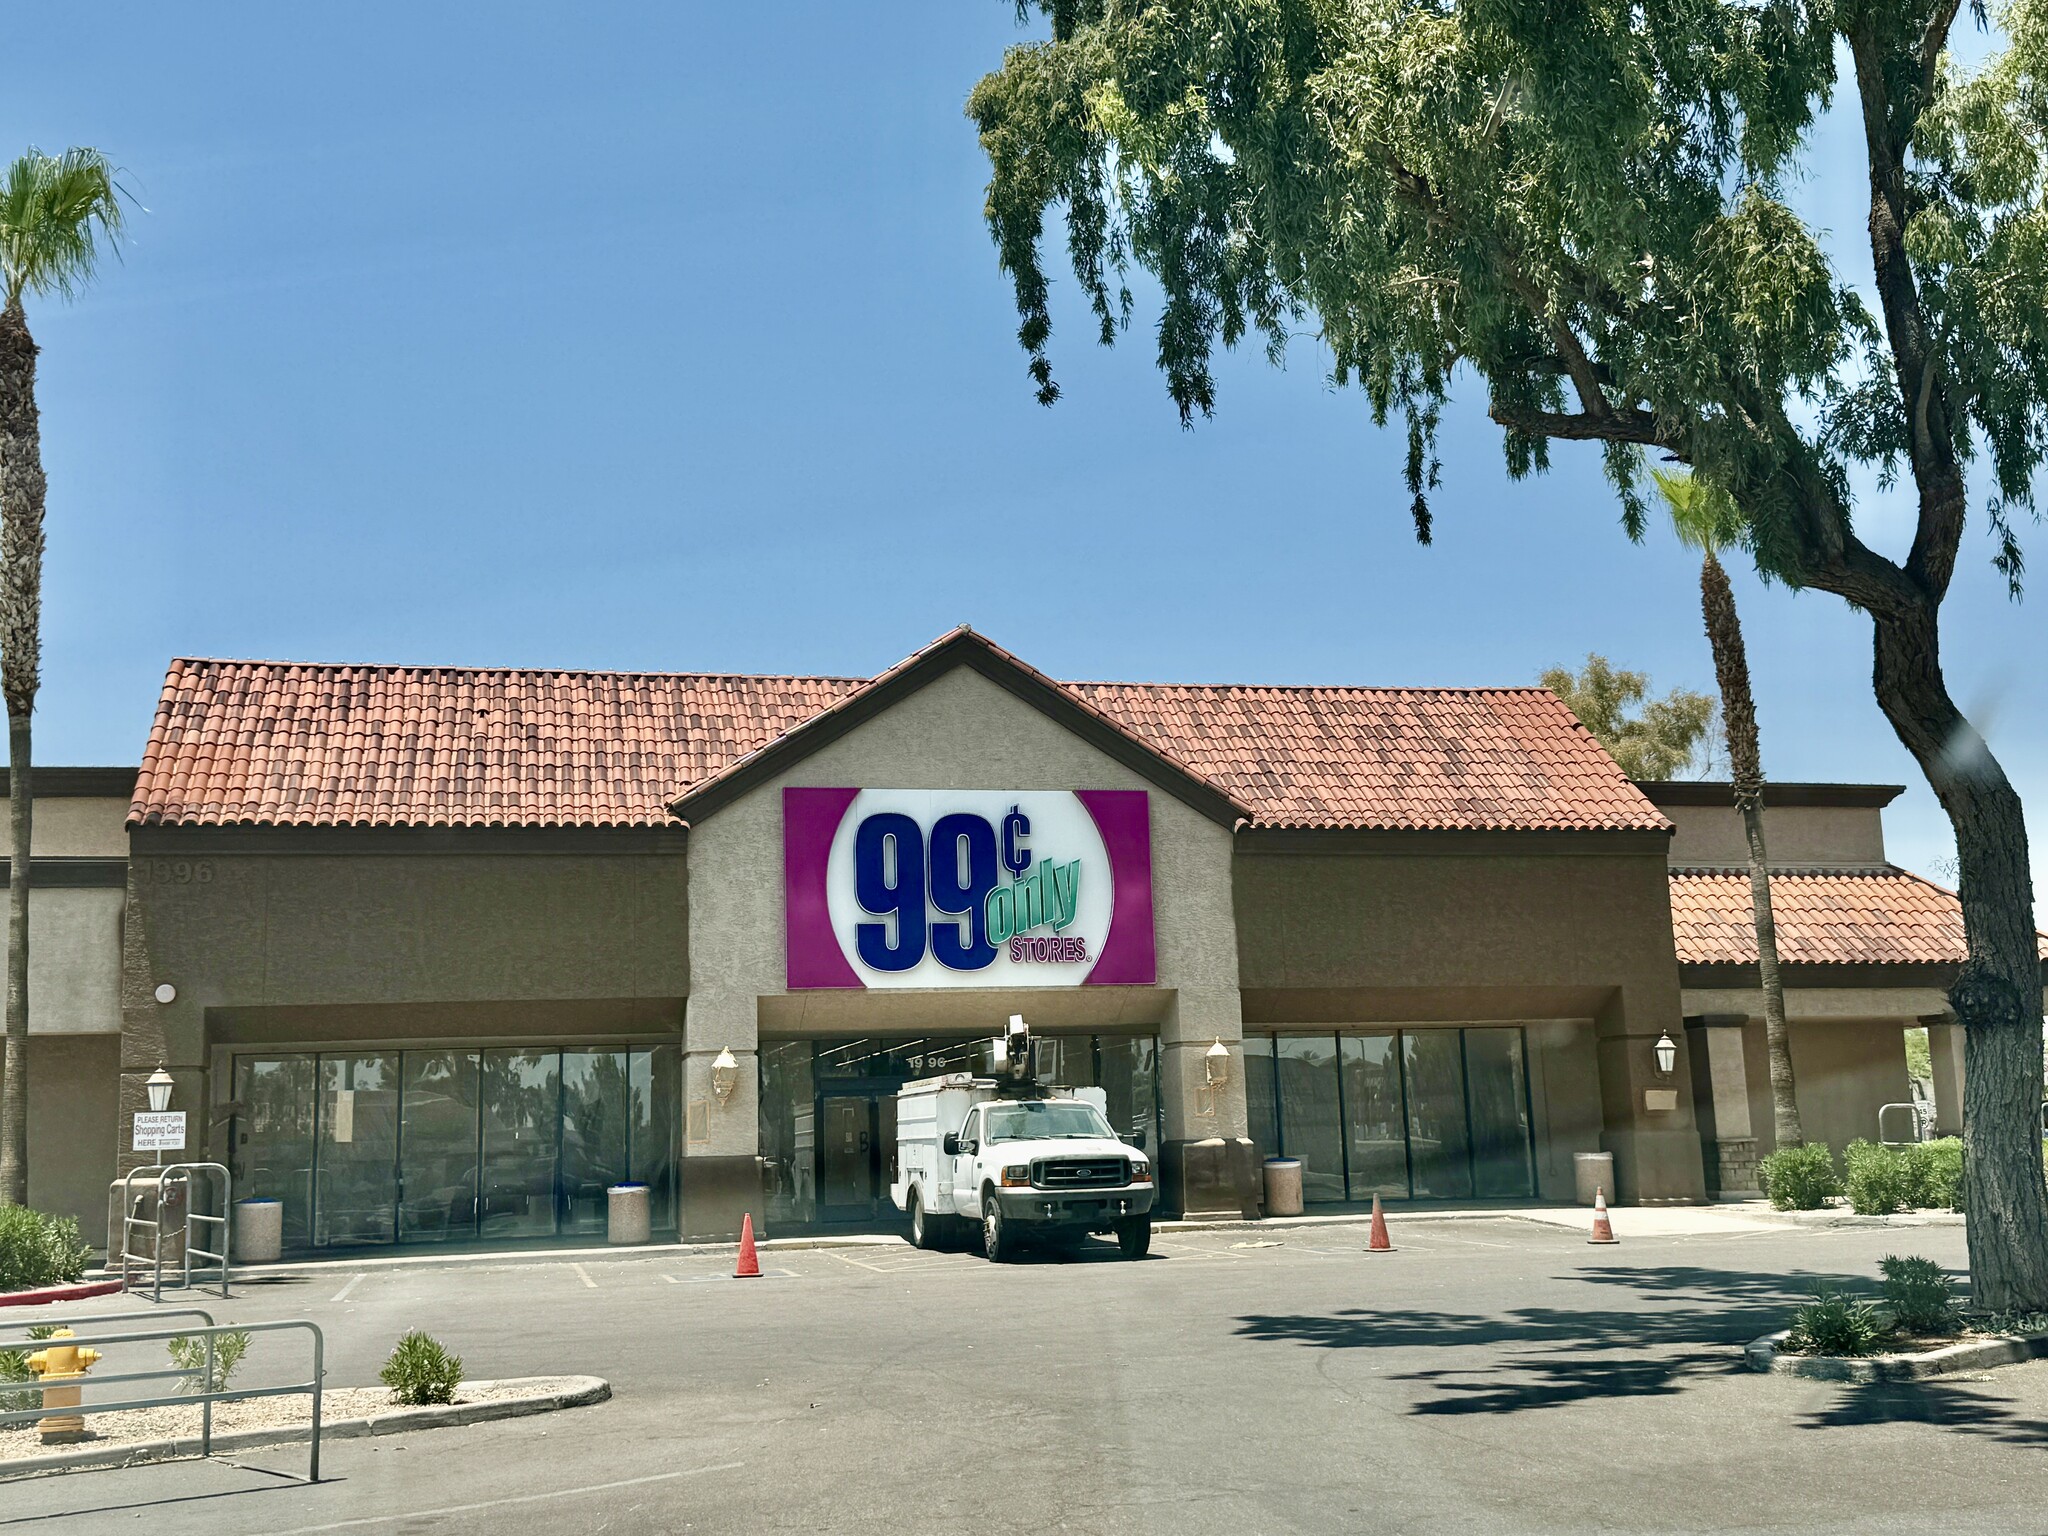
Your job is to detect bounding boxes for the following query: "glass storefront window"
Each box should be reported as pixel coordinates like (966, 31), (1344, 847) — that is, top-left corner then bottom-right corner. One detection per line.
(1096, 1036), (1159, 1151)
(1340, 1033), (1408, 1200)
(1256, 1026), (1539, 1205)
(759, 1041), (816, 1226)
(1465, 1028), (1536, 1198)
(1276, 1035), (1346, 1203)
(399, 1051), (480, 1243)
(317, 1055), (400, 1247)
(562, 1051), (632, 1237)
(1242, 1034), (1278, 1163)
(630, 1047), (681, 1232)
(232, 1056), (316, 1248)
(481, 1050), (562, 1240)
(1403, 1031), (1474, 1199)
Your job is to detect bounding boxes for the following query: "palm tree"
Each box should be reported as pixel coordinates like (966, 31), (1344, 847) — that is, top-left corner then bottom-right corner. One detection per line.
(1652, 465), (1803, 1152)
(0, 148), (124, 1206)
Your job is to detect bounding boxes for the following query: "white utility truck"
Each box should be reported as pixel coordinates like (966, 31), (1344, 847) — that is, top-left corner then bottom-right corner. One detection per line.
(891, 1017), (1154, 1261)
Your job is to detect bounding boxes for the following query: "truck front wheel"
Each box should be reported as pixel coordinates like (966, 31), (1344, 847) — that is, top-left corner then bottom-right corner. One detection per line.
(1116, 1216), (1152, 1260)
(982, 1193), (1012, 1263)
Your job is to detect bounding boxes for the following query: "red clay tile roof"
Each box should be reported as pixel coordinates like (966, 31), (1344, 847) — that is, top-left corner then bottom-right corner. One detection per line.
(1071, 682), (1658, 832)
(131, 648), (1668, 833)
(1669, 867), (2048, 966)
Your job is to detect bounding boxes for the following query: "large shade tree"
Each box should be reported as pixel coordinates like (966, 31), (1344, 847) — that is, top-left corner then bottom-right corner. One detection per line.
(1539, 653), (1714, 781)
(0, 148), (123, 1206)
(971, 1), (2048, 1302)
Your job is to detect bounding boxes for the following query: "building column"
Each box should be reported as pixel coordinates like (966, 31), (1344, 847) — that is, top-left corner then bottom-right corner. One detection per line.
(1157, 988), (1259, 1219)
(1684, 1014), (1758, 1195)
(1924, 1013), (1965, 1138)
(1594, 988), (1708, 1204)
(679, 990), (764, 1240)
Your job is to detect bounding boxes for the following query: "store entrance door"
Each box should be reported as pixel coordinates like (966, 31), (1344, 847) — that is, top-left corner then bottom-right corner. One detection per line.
(815, 1090), (901, 1225)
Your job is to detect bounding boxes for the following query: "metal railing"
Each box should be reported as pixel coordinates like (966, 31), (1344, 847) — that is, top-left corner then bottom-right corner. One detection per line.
(1878, 1101), (1931, 1146)
(0, 1316), (323, 1482)
(116, 1162), (232, 1301)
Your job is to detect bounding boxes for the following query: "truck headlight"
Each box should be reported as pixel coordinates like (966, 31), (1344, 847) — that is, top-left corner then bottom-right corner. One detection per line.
(1002, 1165), (1031, 1187)
(1130, 1163), (1152, 1184)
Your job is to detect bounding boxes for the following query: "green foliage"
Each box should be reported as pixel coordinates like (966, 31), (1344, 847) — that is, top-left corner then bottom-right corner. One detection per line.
(1906, 1138), (1967, 1211)
(1904, 1028), (1933, 1086)
(1784, 1285), (1890, 1357)
(0, 1206), (91, 1291)
(1650, 467), (1746, 558)
(0, 146), (126, 308)
(380, 1330), (463, 1406)
(168, 1331), (250, 1394)
(970, 0), (2048, 586)
(0, 1325), (56, 1414)
(1539, 654), (1715, 779)
(1758, 1143), (1841, 1211)
(1880, 1254), (1960, 1334)
(1844, 1139), (1918, 1215)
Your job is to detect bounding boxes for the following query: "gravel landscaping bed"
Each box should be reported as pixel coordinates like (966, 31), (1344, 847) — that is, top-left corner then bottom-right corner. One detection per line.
(0, 1376), (593, 1460)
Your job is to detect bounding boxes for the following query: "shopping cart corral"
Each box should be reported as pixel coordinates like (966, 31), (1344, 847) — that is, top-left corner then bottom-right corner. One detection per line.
(113, 1163), (232, 1301)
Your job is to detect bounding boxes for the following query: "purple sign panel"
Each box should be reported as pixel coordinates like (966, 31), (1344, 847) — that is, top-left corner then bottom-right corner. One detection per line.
(784, 787), (1156, 990)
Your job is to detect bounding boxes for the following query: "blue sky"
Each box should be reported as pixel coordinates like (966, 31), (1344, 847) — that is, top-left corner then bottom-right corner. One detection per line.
(7, 4), (2044, 907)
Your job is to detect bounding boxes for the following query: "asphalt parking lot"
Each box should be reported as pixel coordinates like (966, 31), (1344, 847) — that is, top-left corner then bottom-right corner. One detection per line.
(3, 1216), (2040, 1535)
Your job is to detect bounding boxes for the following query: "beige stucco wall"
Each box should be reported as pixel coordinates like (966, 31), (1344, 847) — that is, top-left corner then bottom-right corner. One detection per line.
(118, 840), (690, 1170)
(2, 886), (123, 1035)
(27, 1033), (119, 1238)
(0, 794), (131, 858)
(1234, 836), (1702, 1202)
(683, 662), (1245, 1158)
(1741, 1016), (1913, 1158)
(1662, 803), (1887, 868)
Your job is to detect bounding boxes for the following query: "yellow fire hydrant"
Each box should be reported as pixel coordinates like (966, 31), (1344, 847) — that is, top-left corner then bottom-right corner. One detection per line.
(26, 1328), (101, 1444)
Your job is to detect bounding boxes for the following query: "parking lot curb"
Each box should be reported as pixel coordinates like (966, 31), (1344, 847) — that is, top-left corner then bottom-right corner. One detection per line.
(1744, 1330), (2048, 1381)
(0, 1375), (611, 1480)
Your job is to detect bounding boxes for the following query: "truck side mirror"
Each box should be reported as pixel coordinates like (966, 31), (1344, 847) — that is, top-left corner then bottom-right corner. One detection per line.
(943, 1134), (961, 1157)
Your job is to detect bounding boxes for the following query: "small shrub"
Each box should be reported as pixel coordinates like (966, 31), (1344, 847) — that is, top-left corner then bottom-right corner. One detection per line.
(0, 1208), (91, 1292)
(1843, 1140), (1916, 1215)
(0, 1326), (56, 1414)
(1784, 1285), (1889, 1357)
(1758, 1143), (1841, 1211)
(1879, 1255), (1959, 1335)
(1904, 1138), (1964, 1210)
(380, 1330), (463, 1406)
(168, 1330), (250, 1394)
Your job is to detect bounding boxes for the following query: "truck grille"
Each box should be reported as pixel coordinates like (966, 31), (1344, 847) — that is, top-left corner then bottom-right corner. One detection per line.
(1033, 1157), (1129, 1190)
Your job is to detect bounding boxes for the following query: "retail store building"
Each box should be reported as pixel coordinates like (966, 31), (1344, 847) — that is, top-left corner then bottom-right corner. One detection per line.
(16, 628), (2041, 1253)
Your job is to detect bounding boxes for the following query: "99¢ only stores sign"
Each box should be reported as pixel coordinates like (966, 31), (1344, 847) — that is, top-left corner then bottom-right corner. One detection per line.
(783, 788), (1156, 989)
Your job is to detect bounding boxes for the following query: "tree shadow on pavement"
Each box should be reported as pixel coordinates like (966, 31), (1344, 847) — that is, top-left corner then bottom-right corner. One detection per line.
(1799, 1378), (2048, 1447)
(1229, 1263), (2048, 1429)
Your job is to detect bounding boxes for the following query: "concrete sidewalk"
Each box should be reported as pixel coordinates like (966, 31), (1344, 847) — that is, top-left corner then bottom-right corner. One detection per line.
(138, 1198), (1928, 1284)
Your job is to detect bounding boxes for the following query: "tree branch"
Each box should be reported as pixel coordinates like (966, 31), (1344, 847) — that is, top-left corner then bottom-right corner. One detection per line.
(1487, 399), (1664, 445)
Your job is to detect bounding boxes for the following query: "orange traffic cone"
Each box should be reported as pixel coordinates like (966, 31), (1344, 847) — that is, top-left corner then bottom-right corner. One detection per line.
(734, 1212), (762, 1277)
(1366, 1192), (1396, 1253)
(1588, 1186), (1619, 1245)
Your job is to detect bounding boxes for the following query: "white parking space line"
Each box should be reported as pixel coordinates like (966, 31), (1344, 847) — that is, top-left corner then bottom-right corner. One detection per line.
(263, 1462), (746, 1534)
(330, 1273), (365, 1303)
(570, 1262), (597, 1289)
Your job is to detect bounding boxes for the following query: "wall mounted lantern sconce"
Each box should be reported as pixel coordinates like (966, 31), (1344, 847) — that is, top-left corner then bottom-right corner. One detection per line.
(145, 1064), (175, 1113)
(710, 1046), (740, 1105)
(1205, 1039), (1231, 1089)
(1652, 1031), (1678, 1078)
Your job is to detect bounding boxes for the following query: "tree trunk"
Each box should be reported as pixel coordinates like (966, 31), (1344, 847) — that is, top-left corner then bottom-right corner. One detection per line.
(0, 298), (43, 1210)
(1869, 599), (2047, 1312)
(1700, 551), (1802, 1147)
(0, 717), (27, 1207)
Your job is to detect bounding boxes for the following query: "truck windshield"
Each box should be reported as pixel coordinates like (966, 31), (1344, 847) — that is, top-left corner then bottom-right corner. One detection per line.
(982, 1102), (1116, 1142)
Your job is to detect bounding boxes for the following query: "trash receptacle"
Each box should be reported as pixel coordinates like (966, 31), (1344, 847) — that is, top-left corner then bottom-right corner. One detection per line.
(1263, 1157), (1305, 1218)
(233, 1198), (284, 1263)
(608, 1183), (652, 1245)
(1574, 1152), (1617, 1206)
